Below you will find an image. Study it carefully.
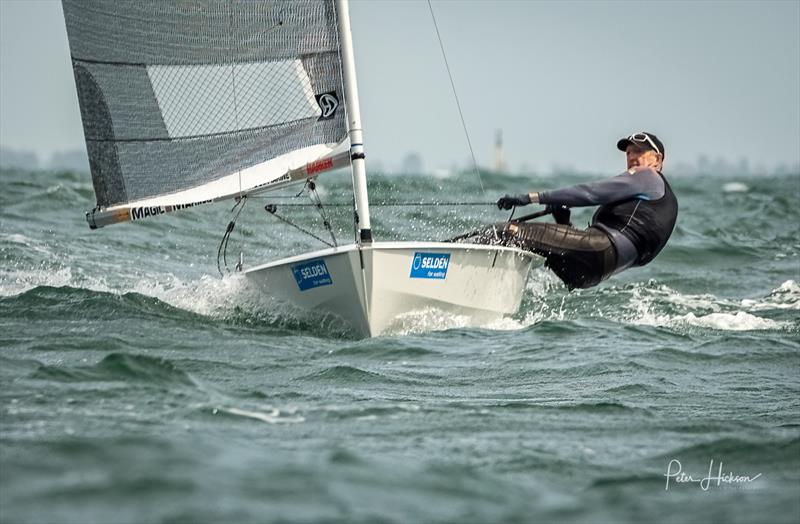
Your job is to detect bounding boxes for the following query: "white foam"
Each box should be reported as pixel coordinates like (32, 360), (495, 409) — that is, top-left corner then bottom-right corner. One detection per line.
(484, 316), (528, 331)
(0, 265), (117, 298)
(0, 261), (248, 322)
(0, 233), (55, 257)
(0, 267), (70, 297)
(379, 269), (562, 336)
(214, 406), (304, 424)
(2, 233), (33, 245)
(515, 268), (570, 325)
(386, 308), (496, 336)
(722, 182), (749, 193)
(676, 311), (783, 331)
(622, 282), (791, 331)
(375, 277), (795, 336)
(741, 280), (800, 311)
(129, 273), (249, 317)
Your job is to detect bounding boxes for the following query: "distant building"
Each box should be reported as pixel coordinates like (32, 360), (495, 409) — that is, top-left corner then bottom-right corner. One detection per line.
(400, 152), (424, 175)
(49, 149), (90, 173)
(0, 147), (39, 170)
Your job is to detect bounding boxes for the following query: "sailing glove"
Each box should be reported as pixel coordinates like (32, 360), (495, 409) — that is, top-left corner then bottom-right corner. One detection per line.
(546, 205), (572, 226)
(497, 193), (531, 210)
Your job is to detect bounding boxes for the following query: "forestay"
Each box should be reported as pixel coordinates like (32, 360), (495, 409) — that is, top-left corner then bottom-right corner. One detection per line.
(62, 0), (348, 228)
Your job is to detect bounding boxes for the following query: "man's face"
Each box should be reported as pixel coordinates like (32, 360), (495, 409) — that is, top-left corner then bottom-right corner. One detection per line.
(626, 144), (662, 170)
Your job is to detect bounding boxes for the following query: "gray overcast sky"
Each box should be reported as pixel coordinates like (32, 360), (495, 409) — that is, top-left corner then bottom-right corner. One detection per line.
(1, 0), (798, 174)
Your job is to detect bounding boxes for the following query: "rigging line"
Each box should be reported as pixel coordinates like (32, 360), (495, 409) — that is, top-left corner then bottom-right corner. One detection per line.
(247, 199), (496, 206)
(216, 197), (248, 277)
(264, 205), (334, 248)
(341, 148), (359, 243)
(427, 0), (486, 196)
(308, 183), (338, 247)
(347, 151), (359, 244)
(351, 191), (359, 244)
(220, 198), (247, 275)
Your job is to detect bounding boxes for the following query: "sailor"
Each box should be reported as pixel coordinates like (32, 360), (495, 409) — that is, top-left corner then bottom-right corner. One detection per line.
(492, 131), (678, 290)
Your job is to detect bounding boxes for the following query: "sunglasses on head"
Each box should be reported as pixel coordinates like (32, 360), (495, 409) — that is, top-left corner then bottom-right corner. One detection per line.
(628, 133), (661, 156)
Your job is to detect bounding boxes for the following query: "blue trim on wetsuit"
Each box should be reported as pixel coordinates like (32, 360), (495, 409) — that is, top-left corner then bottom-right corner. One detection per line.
(592, 223), (638, 273)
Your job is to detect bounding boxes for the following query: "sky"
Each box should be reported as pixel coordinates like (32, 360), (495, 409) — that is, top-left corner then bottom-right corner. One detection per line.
(1, 0), (799, 175)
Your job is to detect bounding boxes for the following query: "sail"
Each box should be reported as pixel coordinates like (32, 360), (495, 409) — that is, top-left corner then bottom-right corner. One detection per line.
(62, 0), (347, 227)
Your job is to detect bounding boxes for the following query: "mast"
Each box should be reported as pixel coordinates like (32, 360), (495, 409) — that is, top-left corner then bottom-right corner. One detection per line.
(335, 0), (372, 243)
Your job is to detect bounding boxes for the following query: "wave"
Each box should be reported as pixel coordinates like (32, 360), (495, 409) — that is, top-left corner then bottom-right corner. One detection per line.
(3, 273), (794, 342)
(656, 437), (800, 466)
(298, 364), (420, 386)
(0, 266), (356, 338)
(0, 262), (113, 299)
(0, 355), (43, 376)
(514, 278), (797, 333)
(0, 285), (204, 325)
(382, 307), (528, 336)
(31, 352), (198, 387)
(632, 346), (800, 366)
(483, 400), (652, 415)
(203, 406), (305, 424)
(742, 279), (800, 311)
(328, 343), (439, 359)
(620, 281), (796, 331)
(722, 181), (749, 193)
(309, 403), (424, 422)
(603, 383), (663, 395)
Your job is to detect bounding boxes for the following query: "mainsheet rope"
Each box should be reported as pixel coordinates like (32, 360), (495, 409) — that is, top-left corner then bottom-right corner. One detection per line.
(249, 199), (497, 207)
(216, 196), (248, 276)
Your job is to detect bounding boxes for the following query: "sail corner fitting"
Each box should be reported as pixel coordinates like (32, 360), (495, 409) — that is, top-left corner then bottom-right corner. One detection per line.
(85, 210), (97, 230)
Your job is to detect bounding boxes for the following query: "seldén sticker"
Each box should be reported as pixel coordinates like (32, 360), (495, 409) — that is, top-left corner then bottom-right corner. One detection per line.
(291, 259), (333, 291)
(410, 252), (450, 279)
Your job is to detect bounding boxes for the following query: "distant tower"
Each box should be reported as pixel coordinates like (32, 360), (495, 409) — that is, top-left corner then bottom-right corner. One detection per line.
(494, 129), (506, 173)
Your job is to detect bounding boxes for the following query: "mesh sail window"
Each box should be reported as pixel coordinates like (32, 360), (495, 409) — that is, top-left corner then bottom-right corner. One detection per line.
(62, 0), (347, 219)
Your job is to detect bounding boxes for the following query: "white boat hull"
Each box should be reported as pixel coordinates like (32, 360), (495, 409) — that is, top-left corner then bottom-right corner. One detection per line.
(243, 241), (541, 337)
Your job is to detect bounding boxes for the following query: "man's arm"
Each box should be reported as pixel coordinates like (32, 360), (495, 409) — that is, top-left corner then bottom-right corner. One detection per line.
(532, 168), (665, 207)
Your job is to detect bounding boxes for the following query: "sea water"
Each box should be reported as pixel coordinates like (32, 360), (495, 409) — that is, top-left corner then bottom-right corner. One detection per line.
(1, 166), (798, 523)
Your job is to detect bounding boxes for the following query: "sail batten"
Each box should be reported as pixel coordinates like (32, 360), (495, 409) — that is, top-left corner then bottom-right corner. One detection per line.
(82, 117), (321, 144)
(63, 0), (347, 221)
(85, 144), (352, 229)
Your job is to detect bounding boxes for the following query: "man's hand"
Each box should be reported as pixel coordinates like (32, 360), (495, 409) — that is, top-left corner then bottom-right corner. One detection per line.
(546, 205), (572, 226)
(497, 193), (532, 210)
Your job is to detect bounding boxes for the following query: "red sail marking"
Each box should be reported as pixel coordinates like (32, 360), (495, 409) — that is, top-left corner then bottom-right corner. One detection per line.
(307, 157), (334, 175)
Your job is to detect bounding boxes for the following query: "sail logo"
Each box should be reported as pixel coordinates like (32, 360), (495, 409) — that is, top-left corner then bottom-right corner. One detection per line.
(264, 173), (291, 186)
(410, 252), (450, 279)
(315, 92), (339, 120)
(291, 259), (333, 291)
(130, 199), (213, 221)
(131, 206), (165, 220)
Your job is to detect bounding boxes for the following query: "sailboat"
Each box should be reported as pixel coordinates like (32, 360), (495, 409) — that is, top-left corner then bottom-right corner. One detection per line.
(62, 0), (541, 337)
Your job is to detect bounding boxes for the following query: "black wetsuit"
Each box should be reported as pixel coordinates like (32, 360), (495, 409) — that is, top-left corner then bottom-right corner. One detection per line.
(488, 168), (678, 290)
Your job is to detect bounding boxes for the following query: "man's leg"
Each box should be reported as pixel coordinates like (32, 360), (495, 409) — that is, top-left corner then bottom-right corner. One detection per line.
(499, 223), (617, 290)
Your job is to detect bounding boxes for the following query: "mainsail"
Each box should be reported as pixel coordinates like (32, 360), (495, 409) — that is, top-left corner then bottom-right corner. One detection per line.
(62, 0), (348, 228)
